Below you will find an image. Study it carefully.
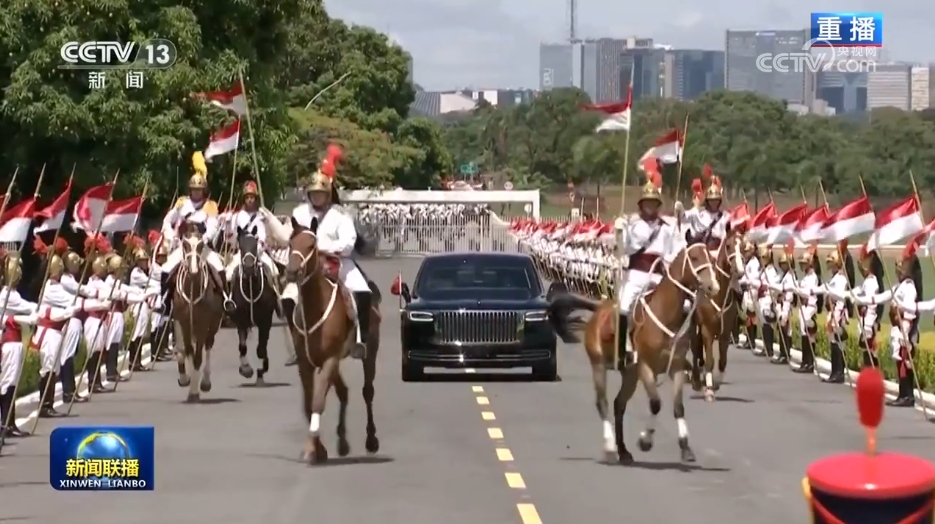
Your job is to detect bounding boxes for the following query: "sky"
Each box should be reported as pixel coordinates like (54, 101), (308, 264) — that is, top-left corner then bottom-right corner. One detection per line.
(324, 1), (934, 91)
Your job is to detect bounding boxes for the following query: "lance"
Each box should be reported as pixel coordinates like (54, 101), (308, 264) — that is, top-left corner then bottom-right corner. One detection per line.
(611, 66), (635, 369)
(142, 182), (180, 372)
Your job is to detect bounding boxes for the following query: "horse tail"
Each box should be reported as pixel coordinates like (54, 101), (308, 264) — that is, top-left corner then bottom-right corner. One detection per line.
(547, 292), (598, 344)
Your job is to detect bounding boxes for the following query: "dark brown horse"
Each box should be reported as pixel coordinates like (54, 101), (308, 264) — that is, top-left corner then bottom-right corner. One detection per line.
(284, 217), (382, 464)
(548, 243), (719, 464)
(690, 229), (745, 400)
(172, 223), (224, 402)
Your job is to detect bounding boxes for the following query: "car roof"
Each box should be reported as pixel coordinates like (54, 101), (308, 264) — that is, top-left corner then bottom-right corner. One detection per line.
(422, 252), (531, 262)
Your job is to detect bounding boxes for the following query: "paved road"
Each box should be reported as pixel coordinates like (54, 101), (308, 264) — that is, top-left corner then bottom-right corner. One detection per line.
(2, 256), (935, 524)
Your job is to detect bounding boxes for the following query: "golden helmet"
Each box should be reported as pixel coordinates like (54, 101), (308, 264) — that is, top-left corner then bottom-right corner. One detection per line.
(156, 238), (172, 256)
(798, 249), (815, 265)
(306, 144), (343, 194)
(638, 172), (663, 203)
(189, 151), (208, 189)
(741, 240), (756, 254)
(757, 245), (772, 259)
(48, 254), (65, 277)
(124, 233), (149, 260)
(3, 254), (22, 285)
(306, 171), (332, 193)
(826, 250), (842, 266)
(64, 251), (83, 273)
(703, 165), (723, 200)
(92, 255), (109, 274)
(107, 254), (125, 273)
(777, 252), (790, 265)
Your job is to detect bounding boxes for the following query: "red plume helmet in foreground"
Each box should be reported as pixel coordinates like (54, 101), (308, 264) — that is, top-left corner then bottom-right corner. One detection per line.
(856, 367), (885, 436)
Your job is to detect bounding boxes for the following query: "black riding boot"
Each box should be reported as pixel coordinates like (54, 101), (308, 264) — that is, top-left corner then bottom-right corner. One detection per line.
(38, 374), (63, 418)
(761, 324), (775, 358)
(87, 351), (108, 393)
(609, 314), (629, 370)
(745, 325), (758, 349)
(772, 330), (789, 364)
(861, 350), (880, 369)
(61, 357), (84, 403)
(821, 343), (846, 383)
(795, 335), (815, 373)
(888, 359), (916, 407)
(127, 337), (145, 372)
(105, 343), (124, 382)
(350, 292), (372, 360)
(0, 388), (28, 437)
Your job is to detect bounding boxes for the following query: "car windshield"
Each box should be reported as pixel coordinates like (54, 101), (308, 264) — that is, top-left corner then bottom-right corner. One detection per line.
(414, 256), (541, 299)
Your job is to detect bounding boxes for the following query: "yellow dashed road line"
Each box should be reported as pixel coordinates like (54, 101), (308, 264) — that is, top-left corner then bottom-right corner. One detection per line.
(471, 384), (541, 522)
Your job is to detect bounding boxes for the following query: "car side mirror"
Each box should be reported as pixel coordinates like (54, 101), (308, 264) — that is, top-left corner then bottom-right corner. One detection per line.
(400, 283), (412, 303)
(546, 282), (567, 301)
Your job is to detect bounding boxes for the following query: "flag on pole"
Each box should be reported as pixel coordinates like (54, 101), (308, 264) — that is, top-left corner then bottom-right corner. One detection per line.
(746, 202), (776, 242)
(637, 129), (683, 171)
(820, 196), (875, 243)
(0, 198), (36, 243)
(795, 206), (832, 243)
(204, 120), (241, 160)
(729, 202), (750, 231)
(100, 196), (144, 233)
(866, 196), (924, 250)
(72, 183), (114, 231)
(191, 83), (247, 116)
(765, 203), (808, 244)
(33, 180), (72, 234)
(581, 86), (632, 132)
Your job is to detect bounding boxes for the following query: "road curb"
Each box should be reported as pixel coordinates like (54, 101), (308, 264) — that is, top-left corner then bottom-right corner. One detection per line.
(12, 343), (154, 427)
(738, 334), (935, 414)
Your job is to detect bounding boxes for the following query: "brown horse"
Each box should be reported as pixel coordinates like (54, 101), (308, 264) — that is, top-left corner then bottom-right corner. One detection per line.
(548, 243), (719, 464)
(689, 229), (745, 400)
(172, 223), (224, 402)
(284, 218), (382, 464)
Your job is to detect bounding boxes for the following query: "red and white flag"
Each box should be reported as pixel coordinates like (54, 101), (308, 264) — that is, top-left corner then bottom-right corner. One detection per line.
(100, 196), (143, 233)
(33, 179), (72, 234)
(765, 203), (808, 244)
(729, 202), (751, 231)
(795, 206), (832, 243)
(582, 86), (632, 132)
(917, 218), (935, 256)
(192, 82), (246, 116)
(746, 202), (776, 242)
(0, 198), (36, 243)
(820, 196), (875, 243)
(72, 183), (114, 231)
(204, 120), (241, 160)
(866, 196), (924, 251)
(637, 129), (682, 170)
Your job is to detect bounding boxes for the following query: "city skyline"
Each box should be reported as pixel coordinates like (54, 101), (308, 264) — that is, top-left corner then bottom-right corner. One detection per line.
(324, 0), (934, 90)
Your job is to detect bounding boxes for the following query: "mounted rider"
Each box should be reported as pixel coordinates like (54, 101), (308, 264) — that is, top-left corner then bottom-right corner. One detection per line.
(614, 170), (682, 370)
(160, 152), (233, 314)
(262, 144), (373, 360)
(224, 180), (282, 305)
(674, 165), (729, 250)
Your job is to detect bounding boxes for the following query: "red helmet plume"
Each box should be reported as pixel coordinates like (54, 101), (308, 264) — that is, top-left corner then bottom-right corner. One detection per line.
(33, 236), (49, 256)
(147, 230), (161, 246)
(691, 178), (703, 194)
(53, 237), (69, 255)
(319, 144), (344, 179)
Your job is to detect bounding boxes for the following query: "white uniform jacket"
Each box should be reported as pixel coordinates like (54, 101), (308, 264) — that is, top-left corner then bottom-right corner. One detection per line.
(740, 257), (761, 313)
(853, 279), (917, 359)
(852, 274), (881, 340)
(825, 271), (850, 336)
(680, 207), (729, 244)
(162, 196), (220, 244)
(616, 215), (683, 314)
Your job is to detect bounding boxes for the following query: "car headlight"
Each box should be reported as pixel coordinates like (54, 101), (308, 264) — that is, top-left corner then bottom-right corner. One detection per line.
(524, 310), (548, 322)
(408, 311), (434, 322)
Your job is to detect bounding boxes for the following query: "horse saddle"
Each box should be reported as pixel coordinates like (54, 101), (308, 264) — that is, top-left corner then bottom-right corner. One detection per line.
(323, 255), (340, 282)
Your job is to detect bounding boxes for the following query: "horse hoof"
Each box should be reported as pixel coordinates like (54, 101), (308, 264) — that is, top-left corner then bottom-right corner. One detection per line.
(691, 379), (703, 392)
(365, 435), (380, 454)
(200, 380), (212, 393)
(239, 364), (254, 379)
(186, 393), (199, 403)
(704, 389), (716, 402)
(618, 450), (634, 465)
(178, 376), (190, 388)
(637, 435), (653, 452)
(255, 376), (265, 387)
(681, 447), (697, 463)
(314, 445), (329, 463)
(337, 439), (351, 457)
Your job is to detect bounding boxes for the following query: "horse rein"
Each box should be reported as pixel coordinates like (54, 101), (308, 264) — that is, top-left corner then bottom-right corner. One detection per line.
(177, 238), (209, 306)
(237, 233), (266, 328)
(287, 230), (338, 358)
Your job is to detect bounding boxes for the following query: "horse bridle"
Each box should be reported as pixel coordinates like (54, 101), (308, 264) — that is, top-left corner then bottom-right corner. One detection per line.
(238, 232), (267, 327)
(287, 229), (338, 344)
(177, 235), (209, 306)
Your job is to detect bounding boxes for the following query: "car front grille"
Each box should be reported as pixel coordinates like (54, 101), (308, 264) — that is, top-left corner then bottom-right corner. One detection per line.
(434, 310), (522, 345)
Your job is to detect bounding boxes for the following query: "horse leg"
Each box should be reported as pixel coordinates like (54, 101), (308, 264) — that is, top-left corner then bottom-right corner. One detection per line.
(703, 329), (717, 402)
(187, 342), (202, 402)
(200, 340), (213, 393)
(333, 368), (351, 457)
(237, 325), (254, 379)
(590, 347), (613, 461)
(307, 355), (338, 464)
(363, 331), (380, 454)
(613, 364), (639, 464)
(176, 323), (191, 388)
(670, 359), (696, 463)
(635, 360), (662, 453)
(689, 323), (704, 392)
(716, 314), (732, 388)
(255, 319), (271, 386)
(299, 361), (317, 462)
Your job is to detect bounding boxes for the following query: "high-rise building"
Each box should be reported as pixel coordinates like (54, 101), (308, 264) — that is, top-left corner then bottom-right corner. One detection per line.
(816, 71), (867, 114)
(575, 37), (657, 103)
(725, 29), (814, 105)
(539, 43), (574, 91)
(663, 50), (725, 100)
(910, 66), (934, 111)
(619, 47), (665, 100)
(580, 42), (599, 102)
(867, 64), (912, 110)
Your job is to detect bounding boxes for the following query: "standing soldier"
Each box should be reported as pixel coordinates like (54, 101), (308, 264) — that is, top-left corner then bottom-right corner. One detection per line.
(738, 241), (760, 349)
(126, 234), (155, 372)
(83, 235), (114, 393)
(854, 246), (884, 369)
(149, 231), (173, 362)
(160, 152), (232, 316)
(0, 253), (39, 438)
(612, 171), (682, 370)
(674, 167), (729, 250)
(768, 244), (796, 365)
(793, 246), (822, 374)
(823, 248), (853, 384)
(57, 240), (100, 403)
(756, 245), (780, 359)
(867, 242), (923, 407)
(225, 180), (282, 313)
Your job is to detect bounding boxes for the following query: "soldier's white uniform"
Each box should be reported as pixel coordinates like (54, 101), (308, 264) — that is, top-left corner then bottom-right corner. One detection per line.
(769, 264), (796, 328)
(616, 215), (684, 315)
(84, 274), (113, 355)
(740, 255), (761, 321)
(679, 207), (729, 245)
(33, 283), (85, 377)
(853, 272), (881, 344)
(59, 273), (99, 366)
(795, 268), (822, 336)
(0, 285), (39, 399)
(161, 196), (226, 278)
(757, 259), (780, 321)
(129, 264), (161, 342)
(225, 208), (280, 281)
(856, 280), (917, 362)
(825, 270), (850, 338)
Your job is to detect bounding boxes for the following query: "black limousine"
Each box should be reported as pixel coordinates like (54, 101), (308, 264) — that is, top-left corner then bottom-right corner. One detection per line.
(392, 252), (557, 381)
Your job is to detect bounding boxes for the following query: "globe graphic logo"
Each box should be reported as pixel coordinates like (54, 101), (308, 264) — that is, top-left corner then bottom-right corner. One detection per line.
(75, 432), (131, 487)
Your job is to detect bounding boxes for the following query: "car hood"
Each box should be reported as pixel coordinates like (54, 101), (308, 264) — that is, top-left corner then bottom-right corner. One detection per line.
(409, 291), (547, 310)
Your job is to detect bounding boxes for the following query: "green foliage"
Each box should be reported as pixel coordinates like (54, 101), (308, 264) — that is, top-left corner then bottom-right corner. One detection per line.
(440, 88), (935, 198)
(0, 0), (445, 210)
